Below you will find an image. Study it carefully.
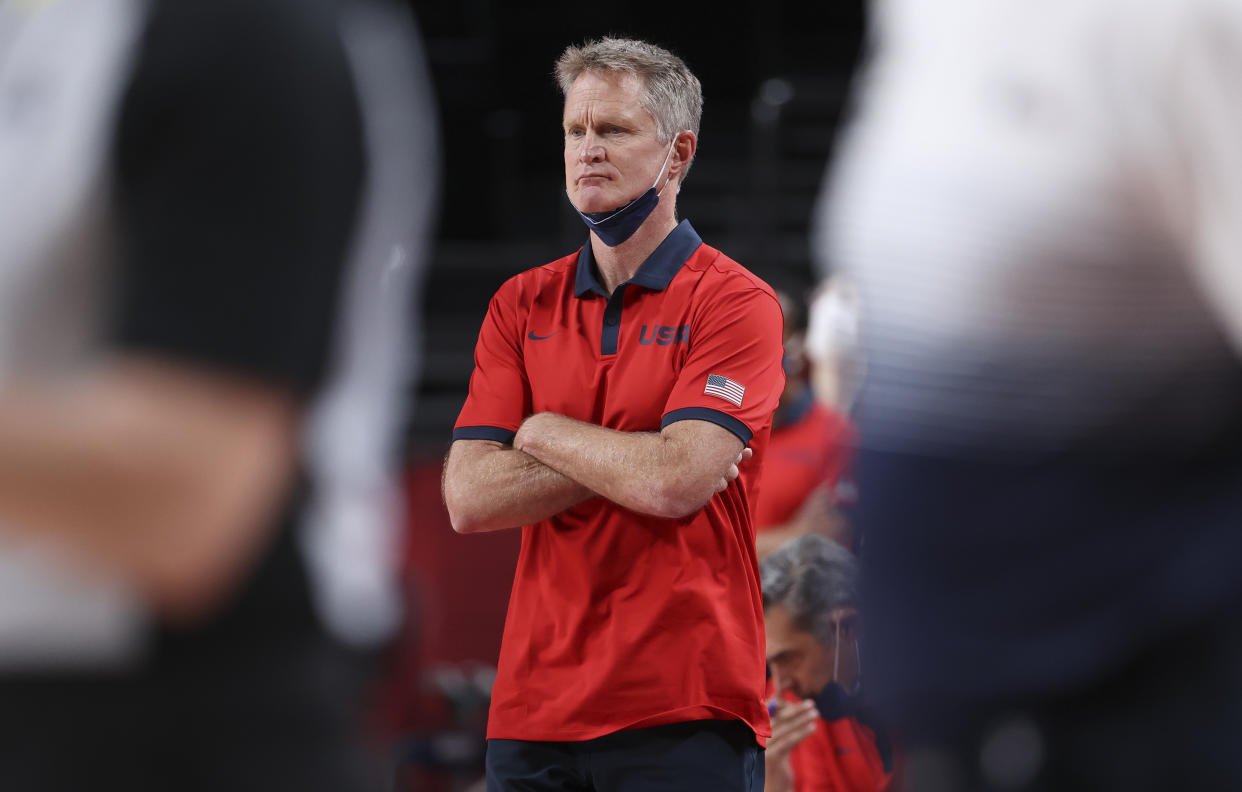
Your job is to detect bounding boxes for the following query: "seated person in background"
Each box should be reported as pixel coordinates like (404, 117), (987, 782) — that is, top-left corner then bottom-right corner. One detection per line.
(804, 274), (864, 417)
(754, 288), (856, 559)
(761, 535), (894, 792)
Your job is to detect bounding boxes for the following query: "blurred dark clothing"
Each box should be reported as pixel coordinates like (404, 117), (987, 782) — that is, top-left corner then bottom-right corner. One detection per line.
(0, 634), (375, 792)
(896, 606), (1242, 792)
(111, 0), (365, 394)
(856, 436), (1242, 744)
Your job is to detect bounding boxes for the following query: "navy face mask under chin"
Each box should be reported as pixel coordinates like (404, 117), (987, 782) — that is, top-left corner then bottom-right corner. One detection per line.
(569, 139), (676, 247)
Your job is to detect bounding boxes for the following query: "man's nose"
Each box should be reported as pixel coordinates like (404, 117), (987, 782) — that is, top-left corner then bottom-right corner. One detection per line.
(578, 137), (605, 163)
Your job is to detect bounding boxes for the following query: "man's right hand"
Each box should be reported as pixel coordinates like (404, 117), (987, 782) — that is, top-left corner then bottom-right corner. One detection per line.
(765, 697), (820, 792)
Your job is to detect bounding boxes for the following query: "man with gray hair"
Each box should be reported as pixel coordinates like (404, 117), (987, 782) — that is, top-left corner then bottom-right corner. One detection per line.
(762, 535), (893, 792)
(443, 36), (785, 791)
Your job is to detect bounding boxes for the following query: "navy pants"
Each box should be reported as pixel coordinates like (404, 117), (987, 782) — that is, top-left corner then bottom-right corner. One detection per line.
(486, 719), (764, 792)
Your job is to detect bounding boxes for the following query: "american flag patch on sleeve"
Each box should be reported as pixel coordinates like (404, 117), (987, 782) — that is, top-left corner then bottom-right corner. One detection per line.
(704, 374), (745, 407)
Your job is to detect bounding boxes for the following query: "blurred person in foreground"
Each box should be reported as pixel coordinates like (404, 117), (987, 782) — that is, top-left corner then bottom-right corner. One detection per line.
(0, 0), (435, 789)
(442, 36), (784, 791)
(755, 286), (857, 560)
(822, 0), (1242, 789)
(762, 534), (894, 792)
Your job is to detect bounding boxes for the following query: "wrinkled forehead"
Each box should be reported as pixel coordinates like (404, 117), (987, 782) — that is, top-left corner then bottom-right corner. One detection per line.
(563, 69), (650, 118)
(574, 67), (646, 95)
(764, 603), (815, 648)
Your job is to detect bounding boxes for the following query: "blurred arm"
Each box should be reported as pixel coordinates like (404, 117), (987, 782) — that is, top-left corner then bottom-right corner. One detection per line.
(0, 357), (298, 622)
(756, 486), (852, 560)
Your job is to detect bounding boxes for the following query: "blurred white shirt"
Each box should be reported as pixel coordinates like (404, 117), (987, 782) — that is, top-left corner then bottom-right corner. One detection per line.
(823, 0), (1242, 458)
(0, 0), (148, 670)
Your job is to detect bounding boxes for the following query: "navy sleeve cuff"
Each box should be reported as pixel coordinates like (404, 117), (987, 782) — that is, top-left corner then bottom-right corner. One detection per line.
(661, 407), (754, 446)
(451, 425), (517, 445)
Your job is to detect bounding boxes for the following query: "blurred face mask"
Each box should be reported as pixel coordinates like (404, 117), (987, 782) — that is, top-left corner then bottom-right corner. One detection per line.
(783, 332), (807, 376)
(814, 617), (864, 721)
(569, 138), (677, 247)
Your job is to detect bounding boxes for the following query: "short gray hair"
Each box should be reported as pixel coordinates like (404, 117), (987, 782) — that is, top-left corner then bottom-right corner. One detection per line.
(555, 37), (702, 179)
(761, 535), (860, 646)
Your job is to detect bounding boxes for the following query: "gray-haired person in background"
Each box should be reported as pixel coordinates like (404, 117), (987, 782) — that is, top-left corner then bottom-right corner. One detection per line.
(821, 0), (1242, 789)
(761, 535), (893, 792)
(0, 1), (435, 789)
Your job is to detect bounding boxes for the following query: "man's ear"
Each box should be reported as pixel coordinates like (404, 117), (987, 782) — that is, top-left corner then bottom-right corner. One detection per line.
(671, 130), (697, 176)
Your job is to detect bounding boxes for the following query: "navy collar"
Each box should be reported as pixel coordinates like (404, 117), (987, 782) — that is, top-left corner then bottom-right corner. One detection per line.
(573, 220), (702, 298)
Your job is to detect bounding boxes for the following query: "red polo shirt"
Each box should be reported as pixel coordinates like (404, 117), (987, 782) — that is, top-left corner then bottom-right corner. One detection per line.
(453, 221), (784, 745)
(773, 688), (894, 792)
(790, 711), (893, 792)
(755, 393), (856, 531)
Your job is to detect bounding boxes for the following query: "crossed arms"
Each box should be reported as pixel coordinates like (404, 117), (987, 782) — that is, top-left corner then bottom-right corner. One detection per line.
(443, 413), (751, 533)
